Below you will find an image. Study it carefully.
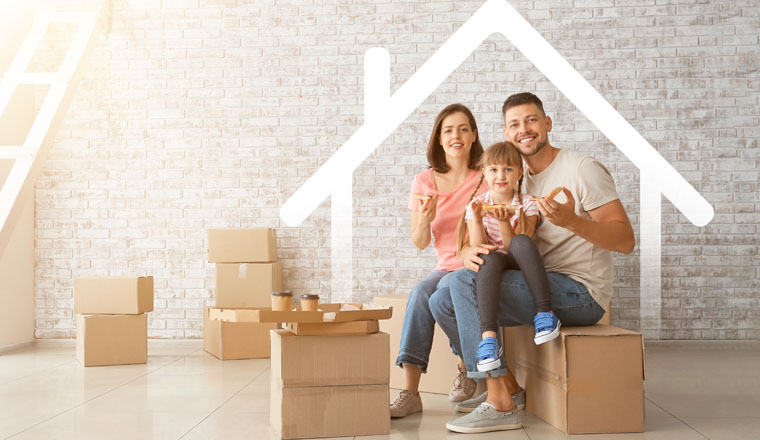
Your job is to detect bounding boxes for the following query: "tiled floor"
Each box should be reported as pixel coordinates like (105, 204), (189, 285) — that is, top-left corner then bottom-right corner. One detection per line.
(1, 341), (758, 439)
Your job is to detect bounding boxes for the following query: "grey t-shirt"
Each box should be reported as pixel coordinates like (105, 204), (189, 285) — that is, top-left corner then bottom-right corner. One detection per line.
(524, 149), (620, 310)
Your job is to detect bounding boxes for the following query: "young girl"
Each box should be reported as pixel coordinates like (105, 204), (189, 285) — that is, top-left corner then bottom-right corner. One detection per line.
(456, 141), (561, 372)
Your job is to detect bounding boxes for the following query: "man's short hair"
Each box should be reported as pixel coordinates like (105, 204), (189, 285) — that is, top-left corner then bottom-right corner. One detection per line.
(501, 92), (546, 118)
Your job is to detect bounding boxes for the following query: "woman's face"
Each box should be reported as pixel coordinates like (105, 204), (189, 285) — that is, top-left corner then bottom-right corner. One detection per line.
(438, 112), (476, 163)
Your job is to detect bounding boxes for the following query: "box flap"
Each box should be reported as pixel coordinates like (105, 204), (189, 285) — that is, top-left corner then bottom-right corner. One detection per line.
(208, 304), (392, 324)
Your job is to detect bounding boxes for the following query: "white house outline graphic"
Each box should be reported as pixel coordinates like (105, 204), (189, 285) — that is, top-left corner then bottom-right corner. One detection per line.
(280, 0), (714, 335)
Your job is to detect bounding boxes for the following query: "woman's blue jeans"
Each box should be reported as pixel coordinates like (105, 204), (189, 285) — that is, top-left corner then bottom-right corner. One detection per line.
(395, 270), (457, 373)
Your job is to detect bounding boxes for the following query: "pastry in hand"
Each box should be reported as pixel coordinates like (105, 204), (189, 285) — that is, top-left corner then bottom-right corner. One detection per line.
(414, 193), (435, 201)
(530, 187), (563, 201)
(481, 204), (517, 216)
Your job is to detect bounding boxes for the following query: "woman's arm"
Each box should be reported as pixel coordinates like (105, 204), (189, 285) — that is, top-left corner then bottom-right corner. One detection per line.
(411, 197), (437, 250)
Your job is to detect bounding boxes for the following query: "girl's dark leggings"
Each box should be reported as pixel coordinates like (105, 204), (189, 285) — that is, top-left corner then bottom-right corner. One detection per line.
(476, 234), (552, 334)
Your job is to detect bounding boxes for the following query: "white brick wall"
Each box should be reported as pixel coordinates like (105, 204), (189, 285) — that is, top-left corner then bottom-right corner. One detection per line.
(33, 0), (759, 339)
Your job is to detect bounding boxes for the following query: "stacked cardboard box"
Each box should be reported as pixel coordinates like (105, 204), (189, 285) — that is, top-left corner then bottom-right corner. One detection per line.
(74, 277), (153, 367)
(270, 329), (391, 439)
(205, 228), (281, 360)
(206, 304), (394, 438)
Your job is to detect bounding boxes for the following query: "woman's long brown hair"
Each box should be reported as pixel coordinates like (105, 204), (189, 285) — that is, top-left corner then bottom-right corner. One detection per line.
(455, 141), (526, 256)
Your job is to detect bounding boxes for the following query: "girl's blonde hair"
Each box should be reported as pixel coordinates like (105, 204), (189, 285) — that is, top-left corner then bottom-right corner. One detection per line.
(455, 142), (527, 256)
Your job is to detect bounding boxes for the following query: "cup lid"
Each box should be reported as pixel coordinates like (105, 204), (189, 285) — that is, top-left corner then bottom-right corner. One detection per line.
(300, 294), (319, 300)
(271, 291), (292, 297)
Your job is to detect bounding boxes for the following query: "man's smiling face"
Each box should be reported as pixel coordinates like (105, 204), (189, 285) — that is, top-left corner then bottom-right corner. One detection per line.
(503, 103), (552, 157)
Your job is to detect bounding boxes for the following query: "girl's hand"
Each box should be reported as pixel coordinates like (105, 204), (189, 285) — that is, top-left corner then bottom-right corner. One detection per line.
(488, 205), (513, 221)
(417, 195), (438, 226)
(470, 200), (485, 220)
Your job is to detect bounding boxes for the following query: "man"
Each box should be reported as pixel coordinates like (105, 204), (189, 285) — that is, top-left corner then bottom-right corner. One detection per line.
(430, 92), (635, 433)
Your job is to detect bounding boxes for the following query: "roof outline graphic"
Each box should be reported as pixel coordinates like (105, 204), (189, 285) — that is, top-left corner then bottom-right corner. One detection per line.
(278, 0), (714, 327)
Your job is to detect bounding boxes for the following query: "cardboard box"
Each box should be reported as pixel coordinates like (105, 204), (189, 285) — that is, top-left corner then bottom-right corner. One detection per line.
(203, 307), (277, 360)
(374, 294), (460, 395)
(76, 314), (148, 367)
(283, 320), (379, 336)
(271, 382), (390, 439)
(270, 329), (389, 387)
(208, 228), (277, 263)
(215, 262), (283, 308)
(208, 303), (393, 324)
(74, 276), (154, 315)
(504, 325), (645, 434)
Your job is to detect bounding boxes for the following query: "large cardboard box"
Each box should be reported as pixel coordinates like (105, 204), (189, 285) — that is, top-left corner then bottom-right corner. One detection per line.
(74, 276), (154, 315)
(203, 307), (276, 360)
(215, 262), (282, 308)
(271, 382), (389, 439)
(208, 228), (277, 263)
(504, 325), (645, 434)
(270, 329), (389, 387)
(373, 294), (460, 395)
(76, 314), (148, 367)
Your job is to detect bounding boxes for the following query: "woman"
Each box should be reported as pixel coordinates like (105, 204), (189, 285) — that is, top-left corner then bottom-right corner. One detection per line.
(390, 103), (487, 418)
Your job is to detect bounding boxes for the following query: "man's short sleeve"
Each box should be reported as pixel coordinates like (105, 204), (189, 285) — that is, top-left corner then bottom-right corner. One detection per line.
(576, 157), (619, 212)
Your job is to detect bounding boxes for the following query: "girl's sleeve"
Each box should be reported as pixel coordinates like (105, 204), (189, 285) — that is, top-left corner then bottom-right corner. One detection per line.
(464, 199), (474, 222)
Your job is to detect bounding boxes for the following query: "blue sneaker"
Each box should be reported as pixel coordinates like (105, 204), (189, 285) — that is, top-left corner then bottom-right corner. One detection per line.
(476, 336), (503, 372)
(534, 312), (561, 345)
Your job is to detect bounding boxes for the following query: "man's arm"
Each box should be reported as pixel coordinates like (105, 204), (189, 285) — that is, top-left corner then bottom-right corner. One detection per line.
(536, 188), (635, 254)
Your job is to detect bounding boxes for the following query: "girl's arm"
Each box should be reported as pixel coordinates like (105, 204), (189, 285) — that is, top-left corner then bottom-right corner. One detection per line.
(467, 200), (488, 247)
(497, 217), (516, 250)
(467, 218), (488, 247)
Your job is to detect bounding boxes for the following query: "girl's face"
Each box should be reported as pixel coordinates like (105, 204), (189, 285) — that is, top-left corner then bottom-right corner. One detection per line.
(439, 112), (476, 162)
(484, 162), (522, 199)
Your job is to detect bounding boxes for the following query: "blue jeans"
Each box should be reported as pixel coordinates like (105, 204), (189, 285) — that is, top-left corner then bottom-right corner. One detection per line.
(434, 268), (605, 379)
(396, 270), (457, 373)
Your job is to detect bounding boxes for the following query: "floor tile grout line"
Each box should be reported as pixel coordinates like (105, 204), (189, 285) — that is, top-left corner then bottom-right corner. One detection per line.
(176, 366), (270, 440)
(645, 397), (711, 440)
(3, 354), (189, 440)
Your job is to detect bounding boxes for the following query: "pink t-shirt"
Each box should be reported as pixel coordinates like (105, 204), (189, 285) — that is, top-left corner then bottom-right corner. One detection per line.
(409, 168), (487, 271)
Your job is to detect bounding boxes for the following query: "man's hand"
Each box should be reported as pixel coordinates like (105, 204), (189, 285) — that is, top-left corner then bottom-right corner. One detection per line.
(460, 243), (498, 272)
(536, 187), (578, 229)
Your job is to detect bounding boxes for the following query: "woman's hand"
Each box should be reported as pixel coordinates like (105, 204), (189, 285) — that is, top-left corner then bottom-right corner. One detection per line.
(417, 195), (438, 226)
(460, 243), (498, 272)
